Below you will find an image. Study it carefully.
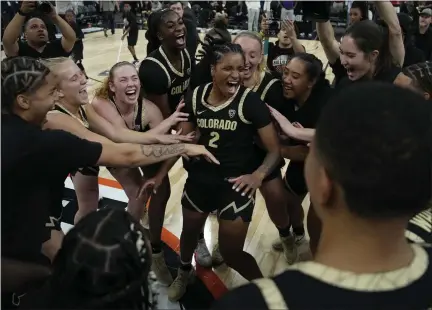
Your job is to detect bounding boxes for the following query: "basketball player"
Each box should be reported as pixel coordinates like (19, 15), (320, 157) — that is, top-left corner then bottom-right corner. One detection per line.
(209, 31), (298, 265)
(92, 61), (190, 285)
(317, 1), (409, 87)
(270, 53), (334, 256)
(121, 2), (140, 65)
(39, 57), (205, 259)
(213, 82), (432, 310)
(139, 9), (213, 281)
(1, 57), (217, 305)
(168, 43), (281, 301)
(20, 208), (156, 310)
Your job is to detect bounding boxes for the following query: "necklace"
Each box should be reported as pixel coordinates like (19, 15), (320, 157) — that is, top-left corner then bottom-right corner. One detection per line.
(110, 99), (137, 129)
(55, 103), (89, 128)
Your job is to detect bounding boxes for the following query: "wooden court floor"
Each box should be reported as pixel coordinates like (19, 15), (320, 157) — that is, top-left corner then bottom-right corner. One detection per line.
(4, 30), (332, 289)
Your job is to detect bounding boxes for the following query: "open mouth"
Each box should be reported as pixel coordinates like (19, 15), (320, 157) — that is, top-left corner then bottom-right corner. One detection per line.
(226, 81), (239, 95)
(345, 67), (356, 79)
(79, 88), (87, 95)
(125, 89), (138, 100)
(175, 33), (185, 46)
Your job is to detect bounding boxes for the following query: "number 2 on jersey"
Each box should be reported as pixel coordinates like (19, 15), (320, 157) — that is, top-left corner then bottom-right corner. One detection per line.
(208, 131), (220, 148)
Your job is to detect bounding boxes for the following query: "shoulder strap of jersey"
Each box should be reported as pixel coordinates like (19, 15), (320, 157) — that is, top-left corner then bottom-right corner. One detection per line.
(183, 48), (192, 69)
(138, 100), (147, 131)
(260, 78), (278, 101)
(145, 57), (171, 88)
(191, 85), (200, 116)
(238, 87), (252, 124)
(252, 278), (289, 310)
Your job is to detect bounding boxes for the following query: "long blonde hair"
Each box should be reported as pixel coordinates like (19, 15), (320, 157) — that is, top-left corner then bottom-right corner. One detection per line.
(94, 61), (137, 100)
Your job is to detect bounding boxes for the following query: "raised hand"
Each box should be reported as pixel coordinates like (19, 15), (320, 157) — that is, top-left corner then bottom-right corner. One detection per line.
(165, 100), (190, 127)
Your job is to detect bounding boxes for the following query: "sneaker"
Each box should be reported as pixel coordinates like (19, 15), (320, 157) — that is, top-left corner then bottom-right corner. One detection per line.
(151, 251), (173, 286)
(195, 239), (212, 268)
(280, 234), (298, 264)
(168, 268), (194, 302)
(211, 243), (224, 266)
(272, 233), (305, 251)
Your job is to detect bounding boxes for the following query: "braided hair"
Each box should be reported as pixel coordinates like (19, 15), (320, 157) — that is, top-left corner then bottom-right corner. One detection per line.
(48, 208), (152, 310)
(1, 57), (50, 114)
(291, 52), (329, 87)
(145, 8), (176, 55)
(404, 61), (432, 100)
(209, 42), (245, 66)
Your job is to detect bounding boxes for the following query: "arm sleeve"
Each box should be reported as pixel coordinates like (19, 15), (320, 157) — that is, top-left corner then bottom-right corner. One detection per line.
(37, 130), (103, 169)
(182, 88), (197, 124)
(139, 59), (170, 95)
(243, 91), (272, 129)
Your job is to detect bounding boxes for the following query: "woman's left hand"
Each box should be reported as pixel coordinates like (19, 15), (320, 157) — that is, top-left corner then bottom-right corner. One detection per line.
(228, 173), (263, 198)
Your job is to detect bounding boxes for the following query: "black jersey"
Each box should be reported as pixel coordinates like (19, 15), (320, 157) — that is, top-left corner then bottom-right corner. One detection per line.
(49, 104), (99, 176)
(184, 84), (272, 184)
(213, 244), (432, 310)
(139, 46), (192, 113)
(251, 71), (285, 112)
(109, 97), (150, 132)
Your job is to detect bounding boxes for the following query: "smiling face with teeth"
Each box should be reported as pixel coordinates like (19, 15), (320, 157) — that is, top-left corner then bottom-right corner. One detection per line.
(157, 10), (187, 50)
(54, 59), (89, 107)
(211, 51), (245, 98)
(109, 64), (141, 106)
(233, 34), (263, 81)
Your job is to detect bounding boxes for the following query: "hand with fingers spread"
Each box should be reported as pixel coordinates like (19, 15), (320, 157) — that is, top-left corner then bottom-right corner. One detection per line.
(137, 173), (164, 199)
(184, 144), (220, 165)
(228, 173), (263, 199)
(267, 104), (298, 138)
(162, 100), (190, 130)
(281, 19), (296, 39)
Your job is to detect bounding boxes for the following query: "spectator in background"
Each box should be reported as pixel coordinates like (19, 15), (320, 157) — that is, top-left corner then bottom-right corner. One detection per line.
(121, 2), (140, 64)
(2, 1), (76, 58)
(280, 1), (295, 21)
(415, 8), (432, 60)
(152, 1), (163, 12)
(64, 9), (87, 78)
(100, 0), (117, 37)
(397, 12), (425, 67)
(246, 0), (261, 31)
(349, 1), (369, 24)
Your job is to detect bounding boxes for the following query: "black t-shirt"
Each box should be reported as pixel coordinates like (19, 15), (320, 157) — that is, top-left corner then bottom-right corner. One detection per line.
(415, 28), (432, 61)
(267, 41), (300, 75)
(1, 114), (102, 262)
(213, 244), (432, 310)
(403, 44), (425, 67)
(15, 39), (70, 58)
(330, 57), (402, 88)
(139, 46), (192, 113)
(123, 11), (138, 34)
(190, 58), (212, 91)
(183, 84), (272, 184)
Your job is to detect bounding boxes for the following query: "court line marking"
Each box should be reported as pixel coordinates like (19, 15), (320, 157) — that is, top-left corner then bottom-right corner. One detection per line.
(93, 176), (229, 299)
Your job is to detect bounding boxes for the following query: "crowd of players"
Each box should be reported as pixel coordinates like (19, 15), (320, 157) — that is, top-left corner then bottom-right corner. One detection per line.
(2, 1), (432, 309)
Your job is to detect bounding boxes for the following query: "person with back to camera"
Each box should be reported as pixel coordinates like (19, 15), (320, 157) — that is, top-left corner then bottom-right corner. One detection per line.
(213, 82), (432, 310)
(1, 57), (219, 309)
(2, 1), (76, 58)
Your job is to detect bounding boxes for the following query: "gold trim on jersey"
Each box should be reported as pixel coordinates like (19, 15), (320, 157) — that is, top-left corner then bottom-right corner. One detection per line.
(192, 86), (199, 116)
(159, 46), (186, 77)
(145, 57), (171, 88)
(252, 278), (289, 310)
(140, 99), (147, 130)
(49, 104), (89, 128)
(260, 78), (278, 101)
(238, 88), (252, 124)
(200, 83), (240, 112)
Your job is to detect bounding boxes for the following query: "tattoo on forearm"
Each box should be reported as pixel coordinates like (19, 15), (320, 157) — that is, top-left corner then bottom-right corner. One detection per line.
(258, 152), (280, 178)
(140, 144), (186, 158)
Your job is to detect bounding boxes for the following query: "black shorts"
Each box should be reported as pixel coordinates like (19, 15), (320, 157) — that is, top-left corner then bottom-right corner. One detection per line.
(283, 162), (308, 198)
(182, 179), (256, 222)
(71, 166), (99, 177)
(127, 31), (138, 46)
